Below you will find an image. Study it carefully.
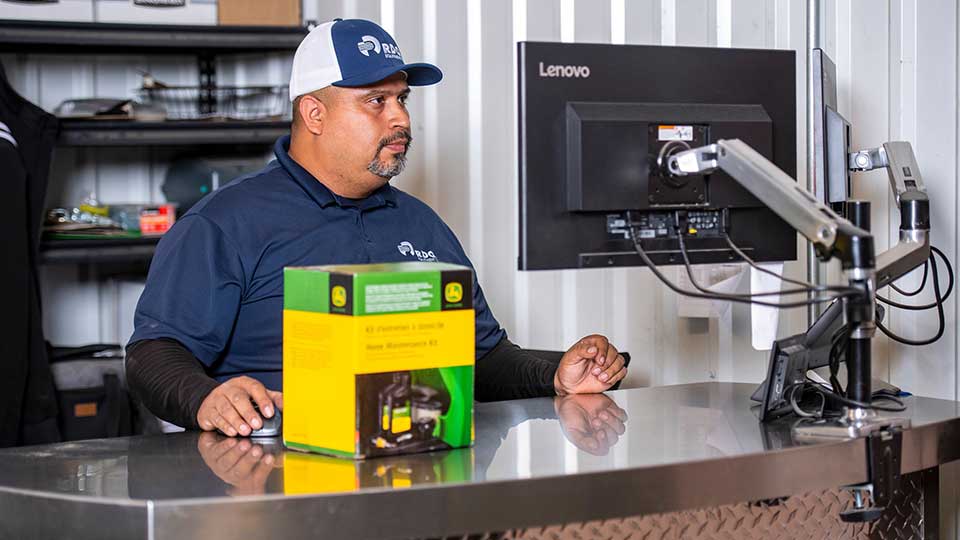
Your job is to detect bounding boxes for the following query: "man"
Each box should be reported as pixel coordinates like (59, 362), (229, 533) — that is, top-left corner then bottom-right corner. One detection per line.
(126, 19), (627, 437)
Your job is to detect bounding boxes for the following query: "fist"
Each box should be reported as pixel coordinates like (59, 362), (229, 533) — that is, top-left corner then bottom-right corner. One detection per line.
(554, 335), (627, 395)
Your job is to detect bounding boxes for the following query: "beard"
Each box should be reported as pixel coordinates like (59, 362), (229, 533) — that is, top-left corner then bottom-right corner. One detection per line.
(367, 129), (412, 178)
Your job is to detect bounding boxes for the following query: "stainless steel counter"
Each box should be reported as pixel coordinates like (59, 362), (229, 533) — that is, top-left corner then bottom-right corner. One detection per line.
(1, 382), (959, 539)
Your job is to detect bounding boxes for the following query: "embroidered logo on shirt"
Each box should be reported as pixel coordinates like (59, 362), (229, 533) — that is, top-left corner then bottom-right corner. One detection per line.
(397, 241), (437, 262)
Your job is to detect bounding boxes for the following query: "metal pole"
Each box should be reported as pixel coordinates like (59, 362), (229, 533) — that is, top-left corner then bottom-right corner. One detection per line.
(806, 0), (822, 326)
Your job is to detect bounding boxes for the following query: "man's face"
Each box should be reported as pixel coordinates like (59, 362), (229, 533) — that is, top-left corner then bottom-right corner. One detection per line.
(321, 73), (412, 189)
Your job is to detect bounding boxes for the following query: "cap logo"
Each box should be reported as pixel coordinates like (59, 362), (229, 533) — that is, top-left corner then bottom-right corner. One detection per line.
(358, 35), (381, 56)
(381, 42), (402, 60)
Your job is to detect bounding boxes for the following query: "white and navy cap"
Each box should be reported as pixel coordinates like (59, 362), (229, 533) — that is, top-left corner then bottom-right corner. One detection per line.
(289, 18), (442, 101)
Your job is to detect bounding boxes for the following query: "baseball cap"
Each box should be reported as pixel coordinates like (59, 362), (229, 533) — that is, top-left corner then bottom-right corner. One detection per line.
(289, 18), (443, 101)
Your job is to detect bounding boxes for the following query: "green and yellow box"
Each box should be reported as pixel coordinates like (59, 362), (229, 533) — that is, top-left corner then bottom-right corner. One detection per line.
(282, 261), (475, 459)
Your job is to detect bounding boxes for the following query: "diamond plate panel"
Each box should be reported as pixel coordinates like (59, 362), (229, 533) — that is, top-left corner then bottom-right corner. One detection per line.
(432, 471), (929, 540)
(871, 471), (927, 540)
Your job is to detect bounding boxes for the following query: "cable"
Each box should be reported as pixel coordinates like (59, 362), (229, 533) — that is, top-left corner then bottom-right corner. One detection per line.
(877, 249), (946, 346)
(828, 323), (852, 395)
(723, 233), (819, 289)
(680, 231), (860, 298)
(819, 386), (906, 412)
(788, 382), (825, 418)
(876, 246), (954, 310)
(784, 380), (906, 418)
(626, 216), (865, 309)
(888, 260), (928, 297)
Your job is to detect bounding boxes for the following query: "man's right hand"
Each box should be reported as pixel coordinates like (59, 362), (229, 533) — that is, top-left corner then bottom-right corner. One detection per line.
(197, 376), (283, 436)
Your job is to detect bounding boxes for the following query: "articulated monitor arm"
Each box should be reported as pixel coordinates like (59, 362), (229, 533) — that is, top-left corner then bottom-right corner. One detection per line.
(667, 139), (880, 405)
(667, 138), (875, 274)
(666, 138), (931, 438)
(849, 141), (931, 288)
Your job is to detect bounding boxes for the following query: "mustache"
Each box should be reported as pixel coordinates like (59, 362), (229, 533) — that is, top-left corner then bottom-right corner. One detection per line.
(376, 129), (413, 154)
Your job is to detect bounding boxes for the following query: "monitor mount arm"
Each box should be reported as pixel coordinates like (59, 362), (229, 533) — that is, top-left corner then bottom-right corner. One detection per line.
(667, 139), (917, 440)
(849, 141), (931, 288)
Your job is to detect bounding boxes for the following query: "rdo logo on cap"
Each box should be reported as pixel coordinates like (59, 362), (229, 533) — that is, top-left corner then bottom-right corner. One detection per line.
(357, 34), (403, 60)
(357, 35), (381, 56)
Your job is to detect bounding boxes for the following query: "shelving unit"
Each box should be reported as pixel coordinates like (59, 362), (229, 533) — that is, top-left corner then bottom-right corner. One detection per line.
(58, 119), (290, 147)
(39, 236), (160, 265)
(0, 19), (308, 267)
(0, 20), (307, 53)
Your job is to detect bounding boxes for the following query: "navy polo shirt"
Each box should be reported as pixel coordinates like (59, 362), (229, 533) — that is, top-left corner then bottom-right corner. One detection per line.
(130, 136), (506, 391)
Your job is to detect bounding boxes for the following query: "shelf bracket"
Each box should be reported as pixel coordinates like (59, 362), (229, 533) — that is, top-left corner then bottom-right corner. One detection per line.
(198, 52), (216, 116)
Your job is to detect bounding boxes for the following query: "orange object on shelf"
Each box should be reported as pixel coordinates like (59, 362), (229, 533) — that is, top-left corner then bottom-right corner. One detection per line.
(139, 204), (176, 236)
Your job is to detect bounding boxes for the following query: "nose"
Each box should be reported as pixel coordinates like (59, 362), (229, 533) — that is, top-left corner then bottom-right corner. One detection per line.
(387, 98), (410, 131)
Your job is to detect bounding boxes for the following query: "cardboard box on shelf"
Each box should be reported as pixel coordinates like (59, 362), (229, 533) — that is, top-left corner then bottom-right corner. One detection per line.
(1, 0), (95, 22)
(94, 0), (216, 25)
(283, 261), (475, 459)
(217, 0), (299, 26)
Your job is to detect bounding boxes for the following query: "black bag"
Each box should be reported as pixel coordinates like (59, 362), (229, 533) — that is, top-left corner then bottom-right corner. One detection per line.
(49, 344), (133, 441)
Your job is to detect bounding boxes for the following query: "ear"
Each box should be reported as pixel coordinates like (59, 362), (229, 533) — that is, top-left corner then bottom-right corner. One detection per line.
(297, 94), (327, 136)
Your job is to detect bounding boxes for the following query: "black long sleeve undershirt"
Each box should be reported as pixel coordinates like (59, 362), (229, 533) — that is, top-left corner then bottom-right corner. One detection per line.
(126, 335), (559, 429)
(125, 338), (218, 430)
(474, 336), (558, 401)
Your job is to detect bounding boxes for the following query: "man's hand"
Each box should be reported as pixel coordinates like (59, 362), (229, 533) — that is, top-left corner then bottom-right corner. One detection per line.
(196, 376), (283, 436)
(554, 334), (627, 395)
(197, 432), (279, 496)
(555, 393), (628, 455)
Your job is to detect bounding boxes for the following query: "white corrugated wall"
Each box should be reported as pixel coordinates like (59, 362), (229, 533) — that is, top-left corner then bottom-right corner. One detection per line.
(2, 0), (956, 399)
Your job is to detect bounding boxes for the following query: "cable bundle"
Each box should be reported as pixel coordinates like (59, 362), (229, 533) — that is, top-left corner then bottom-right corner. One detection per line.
(625, 214), (954, 417)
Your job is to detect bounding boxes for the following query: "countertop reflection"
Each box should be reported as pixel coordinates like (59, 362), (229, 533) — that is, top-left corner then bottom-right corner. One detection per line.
(0, 383), (956, 501)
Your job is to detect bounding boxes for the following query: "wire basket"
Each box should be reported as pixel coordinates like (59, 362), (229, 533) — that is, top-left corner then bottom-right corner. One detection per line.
(138, 85), (289, 121)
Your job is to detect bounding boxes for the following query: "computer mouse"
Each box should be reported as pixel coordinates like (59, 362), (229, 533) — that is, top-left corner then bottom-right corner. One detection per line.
(249, 401), (281, 438)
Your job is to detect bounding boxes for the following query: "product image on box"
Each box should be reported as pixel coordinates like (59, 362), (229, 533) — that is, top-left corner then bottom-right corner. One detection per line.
(283, 262), (475, 459)
(360, 368), (470, 455)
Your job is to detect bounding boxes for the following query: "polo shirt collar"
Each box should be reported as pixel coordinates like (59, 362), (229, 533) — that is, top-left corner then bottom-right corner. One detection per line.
(274, 135), (397, 210)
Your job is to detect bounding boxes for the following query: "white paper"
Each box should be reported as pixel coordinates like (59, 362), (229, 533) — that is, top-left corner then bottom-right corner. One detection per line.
(750, 263), (783, 350)
(677, 264), (745, 319)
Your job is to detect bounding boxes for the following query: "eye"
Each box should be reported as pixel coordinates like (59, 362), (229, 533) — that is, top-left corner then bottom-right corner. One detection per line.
(399, 94), (410, 105)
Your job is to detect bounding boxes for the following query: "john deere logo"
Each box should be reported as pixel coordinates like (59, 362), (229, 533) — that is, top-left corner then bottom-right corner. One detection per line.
(331, 286), (347, 308)
(444, 282), (463, 303)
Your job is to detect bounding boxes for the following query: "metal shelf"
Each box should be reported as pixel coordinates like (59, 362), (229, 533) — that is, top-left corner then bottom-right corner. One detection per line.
(6, 20), (300, 270)
(39, 236), (159, 265)
(58, 119), (289, 146)
(0, 20), (308, 53)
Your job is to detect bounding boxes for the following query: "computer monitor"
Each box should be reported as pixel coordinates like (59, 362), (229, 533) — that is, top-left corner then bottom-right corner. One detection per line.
(747, 49), (860, 422)
(517, 42), (798, 271)
(811, 48), (852, 212)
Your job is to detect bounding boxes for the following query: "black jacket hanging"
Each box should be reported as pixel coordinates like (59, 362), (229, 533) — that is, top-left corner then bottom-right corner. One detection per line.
(0, 60), (61, 447)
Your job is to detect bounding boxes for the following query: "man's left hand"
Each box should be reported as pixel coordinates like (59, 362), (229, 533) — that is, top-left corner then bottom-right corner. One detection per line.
(554, 334), (627, 395)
